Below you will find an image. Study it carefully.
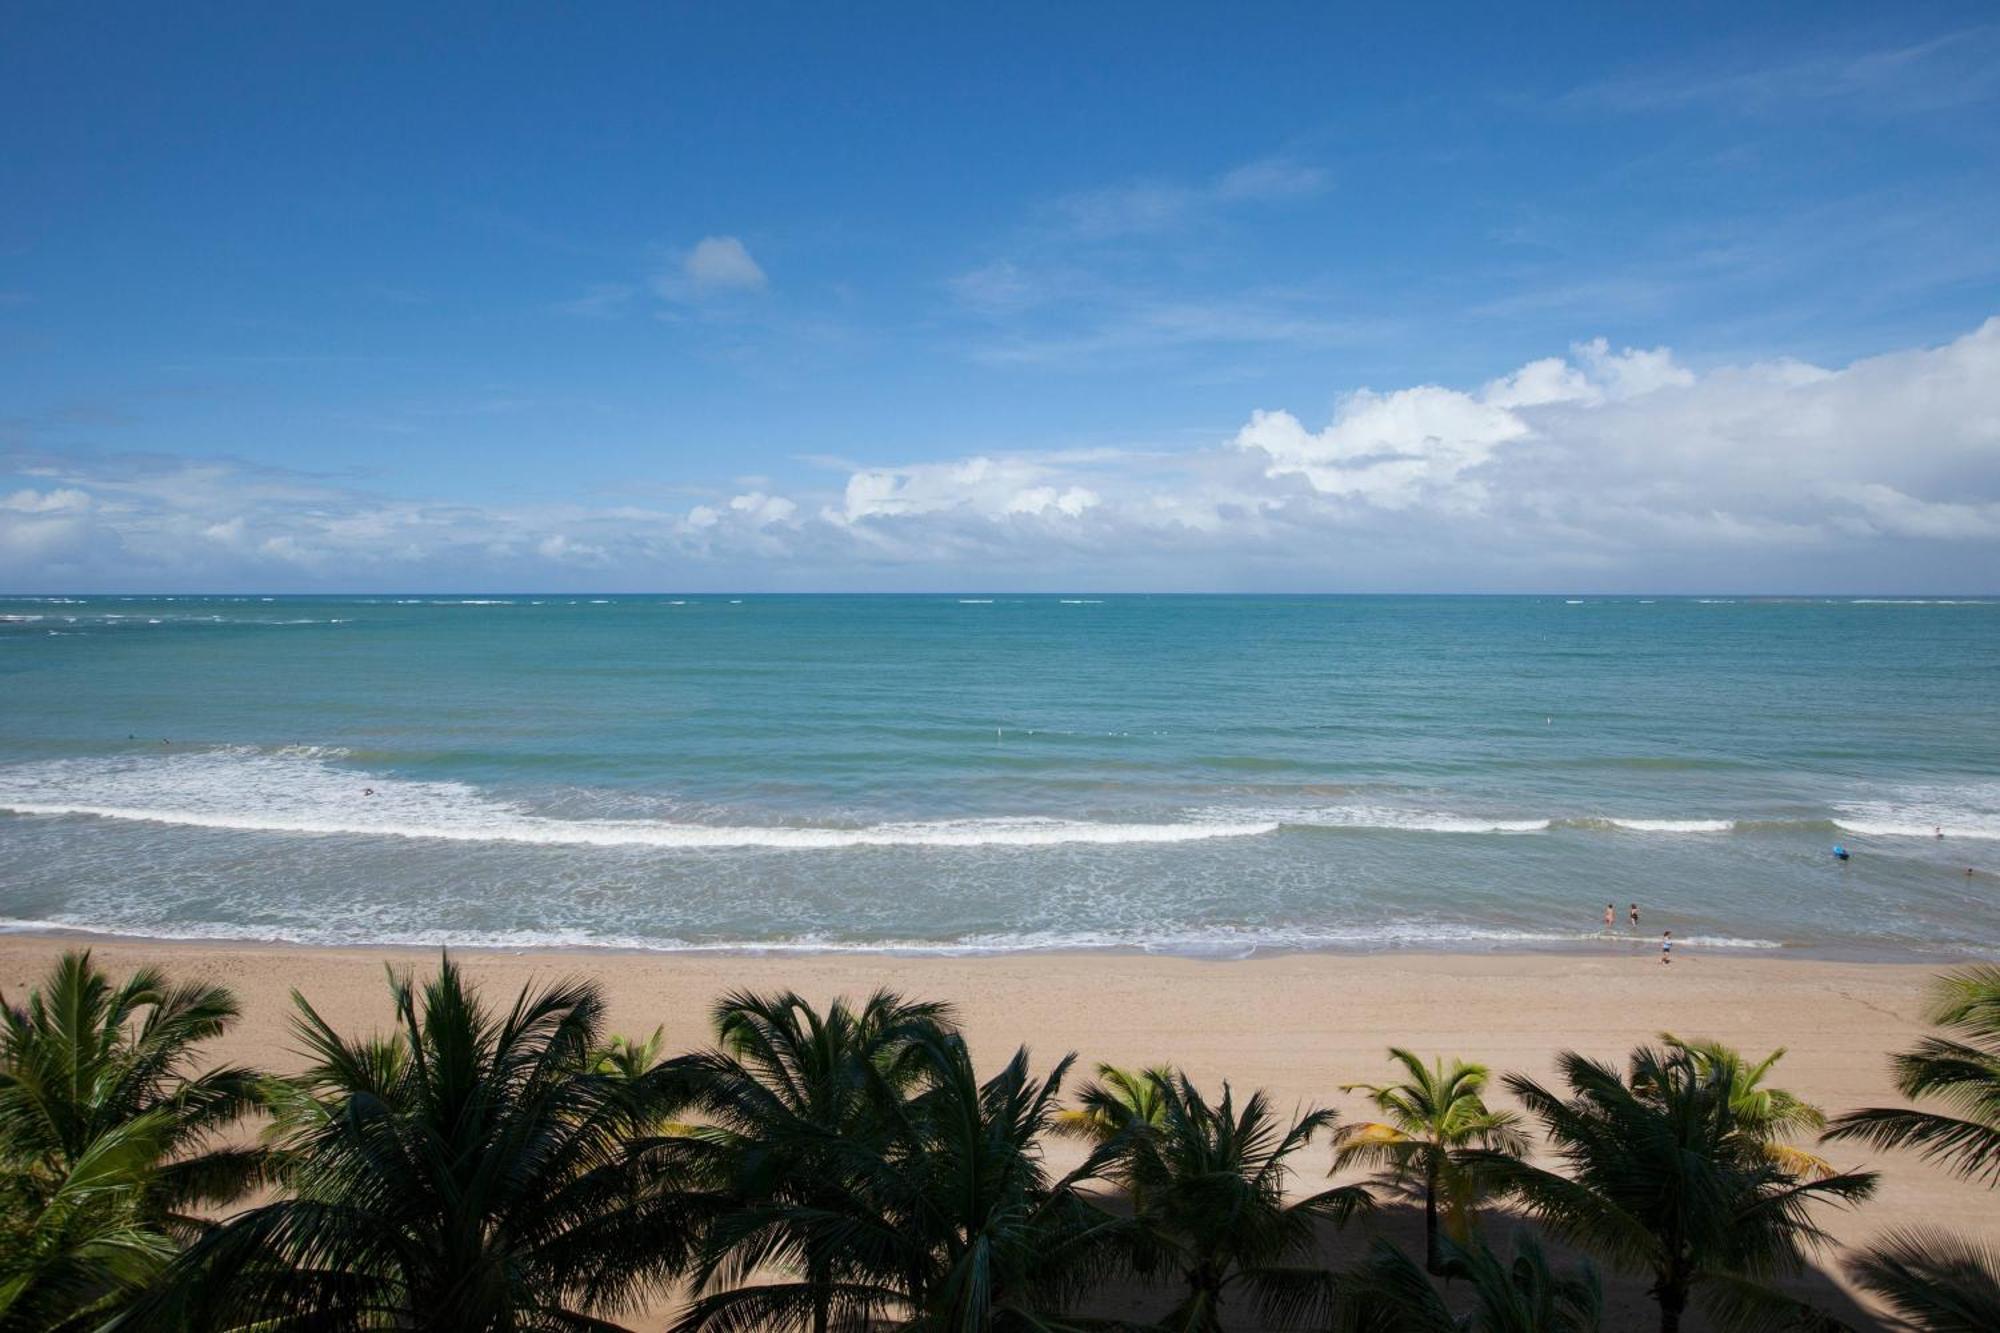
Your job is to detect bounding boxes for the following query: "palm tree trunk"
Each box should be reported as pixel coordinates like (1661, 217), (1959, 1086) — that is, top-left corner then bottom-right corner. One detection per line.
(1657, 1276), (1687, 1333)
(1423, 1159), (1442, 1275)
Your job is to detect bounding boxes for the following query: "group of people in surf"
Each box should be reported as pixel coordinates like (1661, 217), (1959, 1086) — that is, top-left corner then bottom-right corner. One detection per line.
(1599, 901), (1675, 965)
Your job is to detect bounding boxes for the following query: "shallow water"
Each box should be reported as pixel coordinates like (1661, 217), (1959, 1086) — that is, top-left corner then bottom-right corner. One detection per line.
(2, 594), (1995, 959)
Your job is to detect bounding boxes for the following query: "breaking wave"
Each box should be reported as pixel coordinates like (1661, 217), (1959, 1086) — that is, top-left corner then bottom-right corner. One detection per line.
(0, 750), (1274, 849)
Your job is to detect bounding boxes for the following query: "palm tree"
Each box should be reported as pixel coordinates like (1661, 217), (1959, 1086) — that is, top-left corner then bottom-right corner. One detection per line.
(0, 950), (266, 1238)
(1335, 1231), (1601, 1333)
(678, 1026), (1126, 1333)
(1846, 1227), (2000, 1332)
(1054, 1063), (1173, 1143)
(1826, 967), (2000, 1330)
(0, 1113), (178, 1333)
(155, 954), (700, 1332)
(1334, 1050), (1527, 1273)
(1106, 1070), (1370, 1333)
(889, 1033), (1129, 1331)
(673, 990), (957, 1333)
(593, 1025), (672, 1081)
(1661, 1035), (1835, 1180)
(1466, 1045), (1877, 1333)
(1824, 964), (2000, 1184)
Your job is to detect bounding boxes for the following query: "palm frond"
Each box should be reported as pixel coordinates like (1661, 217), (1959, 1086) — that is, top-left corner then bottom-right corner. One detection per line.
(1847, 1226), (2000, 1333)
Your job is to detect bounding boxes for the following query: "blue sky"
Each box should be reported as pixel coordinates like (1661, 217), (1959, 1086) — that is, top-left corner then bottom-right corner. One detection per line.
(3, 4), (1998, 591)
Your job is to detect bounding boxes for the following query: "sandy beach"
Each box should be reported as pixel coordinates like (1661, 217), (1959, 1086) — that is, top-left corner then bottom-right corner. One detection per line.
(2, 933), (1992, 1327)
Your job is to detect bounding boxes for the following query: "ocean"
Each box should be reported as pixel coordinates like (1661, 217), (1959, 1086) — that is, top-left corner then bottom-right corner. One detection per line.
(1, 594), (1996, 960)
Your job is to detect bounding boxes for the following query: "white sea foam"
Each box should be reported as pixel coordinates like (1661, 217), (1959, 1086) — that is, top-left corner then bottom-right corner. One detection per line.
(1591, 817), (1734, 833)
(0, 749), (1275, 850)
(1833, 782), (2000, 841)
(1210, 804), (1550, 833)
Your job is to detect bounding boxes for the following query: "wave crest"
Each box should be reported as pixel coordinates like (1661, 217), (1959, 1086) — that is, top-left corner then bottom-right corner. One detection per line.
(0, 750), (1272, 850)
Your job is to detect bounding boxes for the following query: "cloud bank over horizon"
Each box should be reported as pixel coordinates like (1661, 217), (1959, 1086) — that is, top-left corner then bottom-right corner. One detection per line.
(5, 317), (1999, 594)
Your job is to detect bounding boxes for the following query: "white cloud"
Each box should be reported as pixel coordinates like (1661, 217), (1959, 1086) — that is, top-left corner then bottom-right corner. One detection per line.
(1235, 338), (1695, 507)
(537, 534), (610, 564)
(678, 236), (767, 294)
(1213, 159), (1331, 202)
(728, 491), (797, 526)
(1048, 155), (1331, 239)
(7, 319), (1999, 591)
(1571, 27), (2000, 116)
(826, 456), (1101, 525)
(2, 487), (91, 513)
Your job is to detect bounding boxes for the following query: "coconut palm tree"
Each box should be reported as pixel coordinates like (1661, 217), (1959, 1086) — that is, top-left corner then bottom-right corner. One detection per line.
(674, 1023), (1123, 1333)
(1054, 1063), (1174, 1143)
(1334, 1231), (1601, 1333)
(1105, 1070), (1371, 1333)
(154, 954), (701, 1332)
(1826, 967), (2000, 1331)
(0, 950), (266, 1238)
(1466, 1045), (1877, 1333)
(673, 990), (957, 1333)
(887, 1033), (1129, 1331)
(1824, 964), (2000, 1184)
(1661, 1036), (1835, 1180)
(593, 1025), (672, 1081)
(0, 1112), (178, 1333)
(1845, 1227), (2000, 1332)
(1334, 1050), (1528, 1273)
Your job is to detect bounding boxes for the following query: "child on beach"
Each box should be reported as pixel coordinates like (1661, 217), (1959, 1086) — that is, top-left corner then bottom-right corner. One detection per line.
(1661, 930), (1672, 965)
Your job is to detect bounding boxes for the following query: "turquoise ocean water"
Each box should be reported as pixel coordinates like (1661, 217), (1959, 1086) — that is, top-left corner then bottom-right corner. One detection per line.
(1, 594), (1996, 960)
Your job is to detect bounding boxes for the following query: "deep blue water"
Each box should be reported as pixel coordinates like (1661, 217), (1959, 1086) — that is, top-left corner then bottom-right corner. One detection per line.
(2, 594), (1996, 958)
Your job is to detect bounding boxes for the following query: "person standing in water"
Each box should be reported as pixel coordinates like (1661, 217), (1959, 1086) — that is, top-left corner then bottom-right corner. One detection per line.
(1604, 903), (1616, 931)
(1629, 902), (1640, 929)
(1661, 930), (1673, 966)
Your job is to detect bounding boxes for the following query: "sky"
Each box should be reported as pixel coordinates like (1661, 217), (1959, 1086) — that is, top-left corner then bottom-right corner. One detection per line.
(2, 4), (1998, 593)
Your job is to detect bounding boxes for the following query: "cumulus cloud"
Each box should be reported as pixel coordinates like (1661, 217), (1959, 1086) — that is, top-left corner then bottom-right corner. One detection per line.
(1234, 338), (1698, 507)
(676, 236), (767, 294)
(826, 457), (1102, 525)
(6, 319), (1999, 591)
